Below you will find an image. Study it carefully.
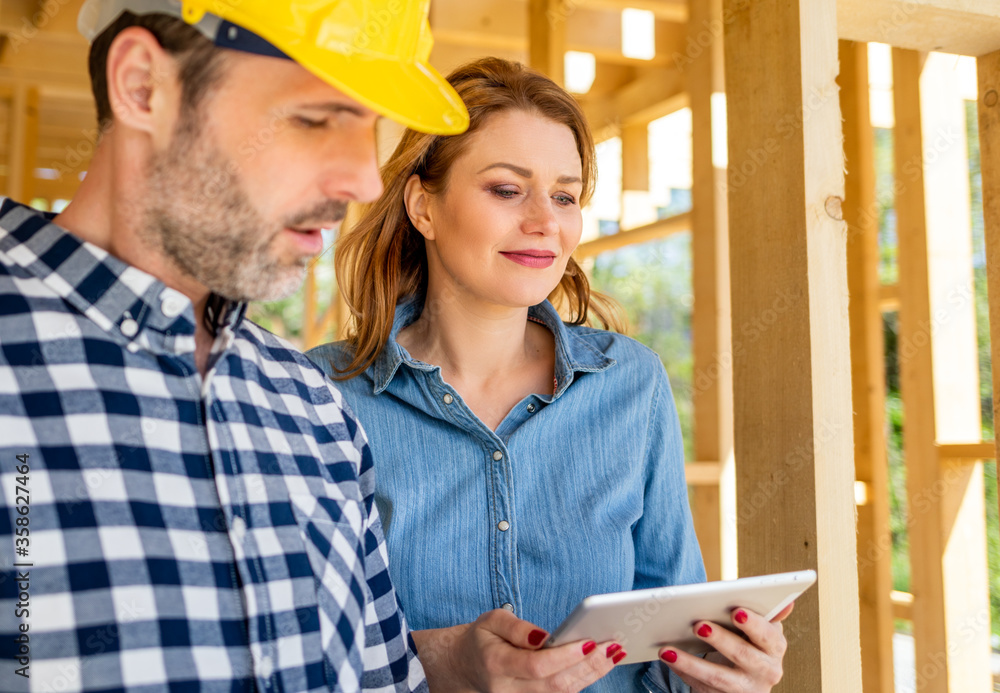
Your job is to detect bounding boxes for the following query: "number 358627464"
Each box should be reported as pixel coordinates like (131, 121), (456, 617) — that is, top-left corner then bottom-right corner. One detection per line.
(14, 453), (29, 558)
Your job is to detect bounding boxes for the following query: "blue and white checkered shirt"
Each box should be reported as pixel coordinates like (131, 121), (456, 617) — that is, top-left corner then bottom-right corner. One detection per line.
(0, 199), (427, 693)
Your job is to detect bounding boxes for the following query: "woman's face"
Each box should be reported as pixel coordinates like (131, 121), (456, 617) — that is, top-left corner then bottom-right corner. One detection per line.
(409, 109), (585, 311)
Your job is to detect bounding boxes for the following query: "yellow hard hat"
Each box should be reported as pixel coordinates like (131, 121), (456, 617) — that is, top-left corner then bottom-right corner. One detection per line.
(78, 0), (469, 135)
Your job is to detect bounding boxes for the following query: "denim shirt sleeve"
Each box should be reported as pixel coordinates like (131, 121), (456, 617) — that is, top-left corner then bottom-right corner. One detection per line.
(635, 367), (706, 693)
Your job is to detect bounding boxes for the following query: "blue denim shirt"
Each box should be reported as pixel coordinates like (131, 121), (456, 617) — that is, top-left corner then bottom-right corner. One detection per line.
(308, 298), (705, 693)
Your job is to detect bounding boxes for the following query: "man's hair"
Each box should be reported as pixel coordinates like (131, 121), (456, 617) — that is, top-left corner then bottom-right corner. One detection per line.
(89, 11), (226, 130)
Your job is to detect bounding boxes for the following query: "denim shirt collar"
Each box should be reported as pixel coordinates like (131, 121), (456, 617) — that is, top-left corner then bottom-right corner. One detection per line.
(369, 296), (617, 399)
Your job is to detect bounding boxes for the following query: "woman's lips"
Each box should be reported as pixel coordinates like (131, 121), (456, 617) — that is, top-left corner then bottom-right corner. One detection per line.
(500, 251), (556, 269)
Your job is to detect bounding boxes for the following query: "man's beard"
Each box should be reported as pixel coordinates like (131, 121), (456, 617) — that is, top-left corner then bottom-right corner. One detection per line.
(140, 116), (347, 303)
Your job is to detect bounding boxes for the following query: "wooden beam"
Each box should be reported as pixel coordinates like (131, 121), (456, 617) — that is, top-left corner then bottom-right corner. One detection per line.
(621, 121), (649, 192)
(5, 82), (38, 201)
(839, 39), (895, 693)
(723, 0), (860, 689)
(838, 0), (1000, 56)
(879, 282), (900, 312)
(893, 48), (991, 693)
(980, 49), (1000, 527)
(582, 67), (686, 141)
(892, 590), (915, 621)
(936, 442), (996, 461)
(573, 212), (689, 259)
(528, 0), (565, 85)
(576, 0), (687, 23)
(688, 0), (734, 584)
(684, 461), (723, 486)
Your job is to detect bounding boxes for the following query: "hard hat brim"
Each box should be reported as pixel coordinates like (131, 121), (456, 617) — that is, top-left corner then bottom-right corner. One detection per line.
(288, 48), (469, 136)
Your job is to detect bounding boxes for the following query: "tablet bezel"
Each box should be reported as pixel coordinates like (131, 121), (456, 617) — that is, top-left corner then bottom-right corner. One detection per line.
(545, 569), (817, 665)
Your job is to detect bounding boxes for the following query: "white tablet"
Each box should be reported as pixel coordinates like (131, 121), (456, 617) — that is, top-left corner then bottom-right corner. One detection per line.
(545, 569), (816, 664)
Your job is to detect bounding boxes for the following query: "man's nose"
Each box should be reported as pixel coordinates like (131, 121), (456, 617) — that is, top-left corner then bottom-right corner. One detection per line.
(321, 127), (384, 203)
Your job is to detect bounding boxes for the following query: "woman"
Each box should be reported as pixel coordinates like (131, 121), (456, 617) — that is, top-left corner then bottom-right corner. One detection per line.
(308, 58), (790, 693)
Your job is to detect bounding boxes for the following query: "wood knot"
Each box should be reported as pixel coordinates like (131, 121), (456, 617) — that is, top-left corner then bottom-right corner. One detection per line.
(986, 90), (999, 108)
(825, 196), (844, 221)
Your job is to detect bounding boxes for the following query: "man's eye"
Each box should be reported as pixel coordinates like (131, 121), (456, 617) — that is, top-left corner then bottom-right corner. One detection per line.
(294, 116), (329, 129)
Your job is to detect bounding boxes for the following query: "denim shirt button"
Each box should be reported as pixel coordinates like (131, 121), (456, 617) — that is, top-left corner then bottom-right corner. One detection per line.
(502, 603), (514, 612)
(443, 393), (454, 405)
(497, 520), (510, 531)
(492, 450), (503, 461)
(527, 403), (536, 413)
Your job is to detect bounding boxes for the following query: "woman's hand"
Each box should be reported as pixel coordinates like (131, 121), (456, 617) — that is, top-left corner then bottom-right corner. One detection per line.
(413, 609), (622, 693)
(657, 603), (795, 693)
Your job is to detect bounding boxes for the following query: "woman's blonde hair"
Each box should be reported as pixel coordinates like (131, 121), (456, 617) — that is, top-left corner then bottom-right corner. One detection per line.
(333, 57), (625, 378)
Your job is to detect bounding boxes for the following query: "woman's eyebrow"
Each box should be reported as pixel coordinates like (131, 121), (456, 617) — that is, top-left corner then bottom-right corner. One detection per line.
(478, 163), (582, 185)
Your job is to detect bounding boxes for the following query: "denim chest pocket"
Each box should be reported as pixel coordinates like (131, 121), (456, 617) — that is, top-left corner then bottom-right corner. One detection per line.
(288, 492), (368, 690)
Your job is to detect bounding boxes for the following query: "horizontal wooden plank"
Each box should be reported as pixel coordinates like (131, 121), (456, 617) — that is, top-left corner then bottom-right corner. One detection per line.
(685, 461), (722, 485)
(577, 0), (687, 23)
(583, 66), (687, 140)
(838, 0), (1000, 56)
(879, 283), (899, 312)
(936, 441), (997, 461)
(892, 590), (914, 620)
(574, 211), (689, 258)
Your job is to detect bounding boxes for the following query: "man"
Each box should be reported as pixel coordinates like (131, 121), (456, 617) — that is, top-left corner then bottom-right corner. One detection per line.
(0, 1), (466, 690)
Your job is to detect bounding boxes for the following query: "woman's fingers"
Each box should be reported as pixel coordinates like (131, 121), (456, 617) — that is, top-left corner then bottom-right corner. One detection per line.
(770, 601), (795, 623)
(730, 607), (788, 659)
(540, 641), (620, 693)
(658, 608), (789, 692)
(658, 645), (742, 693)
(474, 608), (550, 649)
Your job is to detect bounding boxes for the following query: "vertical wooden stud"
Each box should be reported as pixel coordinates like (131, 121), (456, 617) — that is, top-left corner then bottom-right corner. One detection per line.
(893, 48), (991, 693)
(981, 49), (1000, 522)
(723, 0), (861, 689)
(688, 0), (735, 583)
(6, 84), (39, 202)
(839, 39), (895, 693)
(528, 0), (566, 85)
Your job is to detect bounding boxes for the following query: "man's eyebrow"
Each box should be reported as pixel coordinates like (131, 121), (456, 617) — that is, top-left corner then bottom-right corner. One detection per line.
(295, 102), (368, 116)
(478, 163), (582, 185)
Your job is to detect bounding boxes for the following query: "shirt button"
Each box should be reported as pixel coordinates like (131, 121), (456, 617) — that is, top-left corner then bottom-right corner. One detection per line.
(160, 289), (188, 318)
(232, 516), (247, 541)
(443, 393), (454, 405)
(502, 603), (514, 612)
(527, 403), (536, 413)
(258, 655), (274, 679)
(120, 318), (138, 338)
(492, 450), (503, 461)
(497, 520), (510, 531)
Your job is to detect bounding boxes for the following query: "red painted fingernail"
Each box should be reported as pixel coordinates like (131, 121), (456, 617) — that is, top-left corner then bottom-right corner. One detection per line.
(697, 624), (713, 638)
(528, 629), (547, 646)
(606, 643), (622, 657)
(661, 650), (678, 664)
(735, 610), (748, 624)
(612, 651), (627, 664)
(582, 640), (596, 655)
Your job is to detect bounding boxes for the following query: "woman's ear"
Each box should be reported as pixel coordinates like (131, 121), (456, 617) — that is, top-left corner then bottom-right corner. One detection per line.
(105, 26), (180, 139)
(403, 173), (435, 241)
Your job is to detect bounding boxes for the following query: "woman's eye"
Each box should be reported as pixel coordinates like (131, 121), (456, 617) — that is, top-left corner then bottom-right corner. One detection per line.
(492, 187), (519, 199)
(554, 194), (577, 206)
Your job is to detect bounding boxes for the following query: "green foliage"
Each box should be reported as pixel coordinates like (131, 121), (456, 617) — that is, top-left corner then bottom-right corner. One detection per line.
(588, 233), (695, 461)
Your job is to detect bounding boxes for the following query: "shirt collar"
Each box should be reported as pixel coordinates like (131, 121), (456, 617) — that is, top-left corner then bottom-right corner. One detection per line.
(0, 198), (246, 351)
(369, 295), (617, 397)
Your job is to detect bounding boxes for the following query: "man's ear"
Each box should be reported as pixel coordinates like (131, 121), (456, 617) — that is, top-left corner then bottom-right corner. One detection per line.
(403, 174), (435, 241)
(105, 26), (179, 138)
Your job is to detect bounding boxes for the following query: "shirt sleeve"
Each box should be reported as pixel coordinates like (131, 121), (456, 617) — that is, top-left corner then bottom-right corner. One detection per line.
(347, 410), (429, 693)
(634, 366), (707, 693)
